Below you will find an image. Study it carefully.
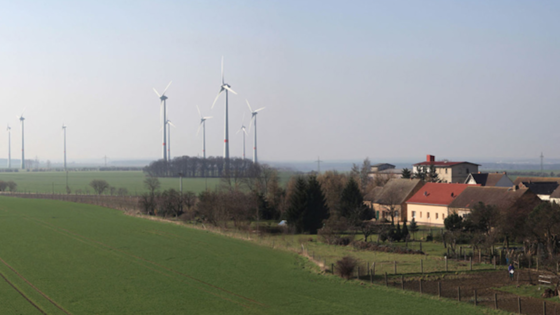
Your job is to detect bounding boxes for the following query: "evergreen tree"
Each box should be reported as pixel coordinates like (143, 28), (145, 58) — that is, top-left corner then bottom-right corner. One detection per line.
(304, 175), (329, 234)
(286, 177), (307, 233)
(409, 218), (419, 239)
(402, 220), (409, 240)
(413, 166), (427, 181)
(401, 168), (412, 179)
(395, 222), (402, 242)
(388, 222), (395, 241)
(427, 163), (440, 182)
(338, 177), (371, 225)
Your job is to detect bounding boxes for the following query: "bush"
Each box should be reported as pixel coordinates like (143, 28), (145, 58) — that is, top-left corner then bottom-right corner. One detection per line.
(335, 256), (358, 279)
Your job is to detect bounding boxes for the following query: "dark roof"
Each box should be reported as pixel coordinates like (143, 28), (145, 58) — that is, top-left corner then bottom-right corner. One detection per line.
(364, 186), (383, 202)
(513, 177), (560, 186)
(469, 173), (508, 186)
(414, 161), (480, 167)
(406, 183), (474, 206)
(551, 186), (560, 199)
(374, 178), (423, 205)
(520, 181), (559, 195)
(449, 186), (533, 210)
(372, 163), (395, 168)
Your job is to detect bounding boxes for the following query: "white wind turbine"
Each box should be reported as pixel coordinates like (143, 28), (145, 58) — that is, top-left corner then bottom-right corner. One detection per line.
(17, 109), (26, 169)
(211, 57), (237, 170)
(6, 125), (11, 168)
(246, 100), (265, 164)
(196, 105), (213, 159)
(166, 119), (176, 161)
(62, 124), (67, 170)
(153, 81), (172, 161)
(236, 114), (248, 160)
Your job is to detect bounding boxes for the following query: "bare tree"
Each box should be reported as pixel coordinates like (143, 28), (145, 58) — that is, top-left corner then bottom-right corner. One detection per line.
(90, 180), (110, 195)
(144, 176), (161, 195)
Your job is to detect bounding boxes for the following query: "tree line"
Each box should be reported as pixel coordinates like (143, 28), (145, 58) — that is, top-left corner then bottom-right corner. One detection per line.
(143, 156), (256, 178)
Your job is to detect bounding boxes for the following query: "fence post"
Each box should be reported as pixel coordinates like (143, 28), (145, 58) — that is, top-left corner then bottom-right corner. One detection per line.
(494, 293), (498, 309)
(421, 259), (423, 274)
(438, 282), (441, 297)
(401, 275), (404, 290)
(493, 256), (496, 269)
(331, 263), (334, 274)
(373, 262), (376, 278)
(470, 257), (472, 271)
(457, 286), (461, 301)
(385, 272), (388, 287)
(419, 279), (422, 294)
(518, 297), (522, 314)
(420, 241), (422, 252)
(367, 261), (370, 275)
(370, 271), (373, 284)
(543, 301), (546, 315)
(474, 289), (477, 306)
(445, 256), (448, 272)
(394, 261), (397, 275)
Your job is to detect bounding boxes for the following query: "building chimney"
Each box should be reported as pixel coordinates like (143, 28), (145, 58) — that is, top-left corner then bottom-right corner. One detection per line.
(426, 155), (435, 162)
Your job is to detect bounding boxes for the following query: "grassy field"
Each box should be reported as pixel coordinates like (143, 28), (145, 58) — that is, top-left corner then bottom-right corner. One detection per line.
(0, 197), (500, 314)
(0, 171), (221, 195)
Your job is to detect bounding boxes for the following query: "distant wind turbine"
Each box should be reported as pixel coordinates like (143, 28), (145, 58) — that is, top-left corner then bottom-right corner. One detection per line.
(196, 105), (213, 159)
(237, 114), (248, 160)
(166, 119), (176, 161)
(153, 81), (172, 161)
(211, 57), (237, 170)
(246, 100), (265, 164)
(17, 109), (26, 169)
(6, 125), (11, 168)
(62, 124), (67, 170)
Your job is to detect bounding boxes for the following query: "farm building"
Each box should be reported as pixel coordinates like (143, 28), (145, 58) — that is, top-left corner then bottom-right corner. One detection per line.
(369, 178), (424, 222)
(413, 155), (480, 183)
(406, 183), (475, 226)
(448, 186), (540, 217)
(464, 172), (513, 187)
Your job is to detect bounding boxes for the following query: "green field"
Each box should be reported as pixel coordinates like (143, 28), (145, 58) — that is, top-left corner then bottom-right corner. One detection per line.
(0, 197), (498, 314)
(0, 171), (221, 195)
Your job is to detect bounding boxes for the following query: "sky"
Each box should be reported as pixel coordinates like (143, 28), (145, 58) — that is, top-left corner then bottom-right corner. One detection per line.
(0, 0), (559, 165)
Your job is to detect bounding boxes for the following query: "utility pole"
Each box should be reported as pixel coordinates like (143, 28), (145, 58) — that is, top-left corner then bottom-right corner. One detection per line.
(541, 152), (544, 176)
(316, 156), (323, 174)
(104, 155), (107, 167)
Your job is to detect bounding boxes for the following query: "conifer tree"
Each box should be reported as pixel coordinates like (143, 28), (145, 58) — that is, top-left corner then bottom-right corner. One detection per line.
(395, 222), (402, 242)
(286, 177), (307, 233)
(409, 218), (419, 239)
(338, 177), (371, 225)
(304, 175), (329, 234)
(402, 220), (409, 240)
(401, 168), (412, 179)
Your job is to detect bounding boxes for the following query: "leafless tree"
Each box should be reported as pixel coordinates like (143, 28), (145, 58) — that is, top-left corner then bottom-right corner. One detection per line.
(144, 176), (161, 195)
(90, 179), (110, 195)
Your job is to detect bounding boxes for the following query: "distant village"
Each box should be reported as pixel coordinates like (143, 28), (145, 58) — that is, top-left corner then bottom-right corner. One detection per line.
(364, 154), (559, 227)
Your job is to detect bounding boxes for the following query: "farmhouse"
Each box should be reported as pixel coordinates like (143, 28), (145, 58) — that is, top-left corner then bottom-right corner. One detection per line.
(448, 186), (540, 217)
(406, 183), (474, 226)
(512, 177), (560, 201)
(370, 178), (424, 222)
(464, 172), (513, 187)
(413, 155), (480, 183)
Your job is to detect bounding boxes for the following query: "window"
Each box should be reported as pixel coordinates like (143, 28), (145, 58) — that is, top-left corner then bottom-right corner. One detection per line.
(445, 168), (448, 174)
(427, 212), (430, 219)
(420, 212), (422, 218)
(436, 213), (439, 219)
(412, 211), (416, 218)
(442, 214), (445, 219)
(395, 211), (399, 217)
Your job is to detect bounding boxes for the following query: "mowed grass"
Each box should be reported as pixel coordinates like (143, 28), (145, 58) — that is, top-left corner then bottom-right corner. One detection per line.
(0, 197), (498, 314)
(0, 171), (220, 195)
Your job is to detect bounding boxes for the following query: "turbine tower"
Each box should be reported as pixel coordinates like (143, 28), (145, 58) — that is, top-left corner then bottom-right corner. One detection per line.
(246, 100), (265, 164)
(153, 81), (172, 161)
(237, 114), (248, 160)
(166, 119), (176, 161)
(196, 105), (213, 159)
(62, 124), (67, 170)
(17, 110), (26, 169)
(6, 125), (11, 168)
(211, 57), (237, 171)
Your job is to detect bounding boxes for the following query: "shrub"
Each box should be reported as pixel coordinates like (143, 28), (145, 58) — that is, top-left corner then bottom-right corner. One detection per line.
(335, 256), (358, 279)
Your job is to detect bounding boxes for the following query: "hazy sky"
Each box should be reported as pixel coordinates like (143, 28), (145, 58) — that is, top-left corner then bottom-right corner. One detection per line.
(1, 1), (559, 164)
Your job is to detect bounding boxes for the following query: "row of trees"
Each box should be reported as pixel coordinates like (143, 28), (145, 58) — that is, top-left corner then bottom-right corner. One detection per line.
(89, 180), (129, 196)
(401, 164), (440, 182)
(0, 180), (17, 192)
(144, 156), (256, 178)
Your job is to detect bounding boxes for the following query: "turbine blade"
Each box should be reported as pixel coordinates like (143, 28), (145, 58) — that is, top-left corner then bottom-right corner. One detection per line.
(169, 121), (176, 128)
(224, 86), (237, 95)
(196, 105), (201, 118)
(211, 90), (224, 109)
(255, 107), (266, 112)
(203, 116), (213, 119)
(196, 123), (202, 136)
(162, 81), (172, 95)
(246, 99), (253, 113)
(221, 56), (224, 85)
(21, 108), (26, 116)
(153, 88), (161, 98)
(248, 116), (256, 132)
(244, 129), (248, 136)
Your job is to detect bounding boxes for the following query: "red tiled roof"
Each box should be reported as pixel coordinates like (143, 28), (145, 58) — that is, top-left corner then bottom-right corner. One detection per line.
(413, 161), (480, 166)
(406, 183), (478, 206)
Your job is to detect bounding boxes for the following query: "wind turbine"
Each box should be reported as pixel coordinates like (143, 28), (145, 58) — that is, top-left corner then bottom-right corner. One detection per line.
(246, 100), (265, 164)
(166, 119), (176, 161)
(153, 81), (172, 161)
(211, 57), (237, 170)
(6, 125), (11, 168)
(17, 110), (26, 169)
(62, 124), (67, 170)
(236, 114), (248, 160)
(196, 105), (213, 159)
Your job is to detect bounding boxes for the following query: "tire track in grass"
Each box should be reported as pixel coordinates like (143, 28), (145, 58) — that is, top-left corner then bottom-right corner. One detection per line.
(21, 216), (253, 310)
(26, 216), (265, 309)
(0, 256), (73, 315)
(0, 270), (48, 315)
